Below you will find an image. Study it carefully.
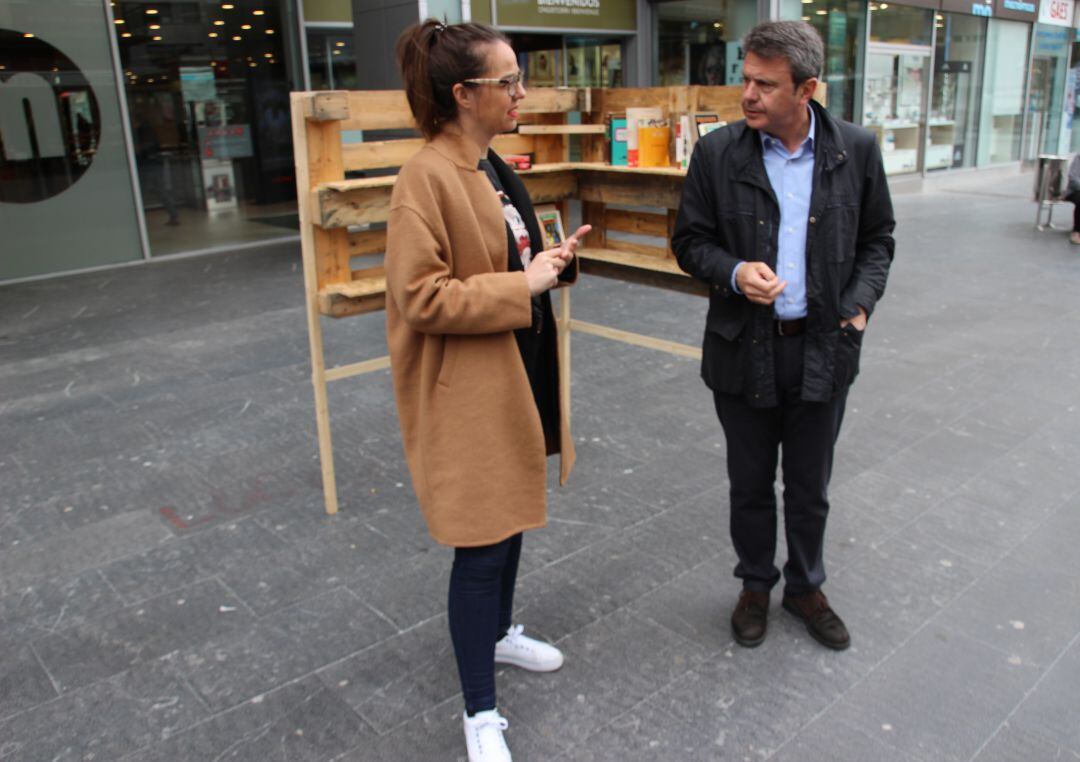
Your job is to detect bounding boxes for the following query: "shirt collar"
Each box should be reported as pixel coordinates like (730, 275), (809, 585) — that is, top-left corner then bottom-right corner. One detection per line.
(760, 105), (815, 157)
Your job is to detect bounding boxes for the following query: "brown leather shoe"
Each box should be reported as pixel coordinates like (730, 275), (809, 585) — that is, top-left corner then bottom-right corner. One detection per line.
(731, 590), (769, 648)
(782, 591), (850, 651)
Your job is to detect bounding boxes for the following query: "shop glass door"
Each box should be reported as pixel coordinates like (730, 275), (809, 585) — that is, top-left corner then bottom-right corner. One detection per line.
(1026, 25), (1071, 161)
(929, 13), (986, 170)
(976, 18), (1029, 166)
(113, 0), (304, 257)
(1027, 56), (1055, 159)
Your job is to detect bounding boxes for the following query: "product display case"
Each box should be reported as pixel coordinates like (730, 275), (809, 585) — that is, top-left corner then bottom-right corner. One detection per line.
(926, 120), (956, 169)
(863, 48), (931, 175)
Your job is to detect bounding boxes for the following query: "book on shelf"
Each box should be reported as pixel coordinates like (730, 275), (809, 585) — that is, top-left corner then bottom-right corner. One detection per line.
(676, 114), (692, 169)
(609, 114), (628, 166)
(638, 118), (671, 168)
(625, 106), (663, 167)
(694, 112), (726, 138)
(502, 153), (532, 170)
(534, 204), (566, 249)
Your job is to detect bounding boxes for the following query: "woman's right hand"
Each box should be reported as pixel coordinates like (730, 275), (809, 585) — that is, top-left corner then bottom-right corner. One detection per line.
(524, 224), (591, 296)
(524, 249), (566, 296)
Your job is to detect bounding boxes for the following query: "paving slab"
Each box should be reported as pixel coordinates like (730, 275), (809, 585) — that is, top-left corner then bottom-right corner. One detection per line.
(0, 660), (204, 761)
(1008, 636), (1080, 753)
(121, 675), (372, 762)
(831, 624), (1043, 762)
(33, 577), (254, 692)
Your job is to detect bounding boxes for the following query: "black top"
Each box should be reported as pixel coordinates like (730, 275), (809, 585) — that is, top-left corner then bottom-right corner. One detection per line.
(477, 152), (569, 453)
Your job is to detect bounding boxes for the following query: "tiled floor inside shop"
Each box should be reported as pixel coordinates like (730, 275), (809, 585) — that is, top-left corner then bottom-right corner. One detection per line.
(2, 170), (1079, 760)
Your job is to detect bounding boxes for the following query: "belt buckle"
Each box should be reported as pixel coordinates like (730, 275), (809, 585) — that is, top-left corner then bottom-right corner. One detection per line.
(776, 319), (785, 336)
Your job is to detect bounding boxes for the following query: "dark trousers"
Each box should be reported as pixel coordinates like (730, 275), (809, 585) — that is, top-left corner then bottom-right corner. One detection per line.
(1067, 190), (1080, 231)
(712, 334), (848, 597)
(447, 533), (522, 715)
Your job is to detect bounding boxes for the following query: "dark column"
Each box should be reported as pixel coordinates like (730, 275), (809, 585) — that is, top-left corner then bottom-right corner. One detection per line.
(352, 0), (420, 89)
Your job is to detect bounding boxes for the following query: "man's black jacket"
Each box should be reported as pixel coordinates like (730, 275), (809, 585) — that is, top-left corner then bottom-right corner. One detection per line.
(672, 99), (895, 407)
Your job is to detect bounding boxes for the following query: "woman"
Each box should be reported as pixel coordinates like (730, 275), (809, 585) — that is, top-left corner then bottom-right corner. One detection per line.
(387, 20), (590, 762)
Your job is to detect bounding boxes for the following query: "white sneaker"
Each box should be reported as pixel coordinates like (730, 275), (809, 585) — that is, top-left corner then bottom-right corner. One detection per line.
(494, 624), (564, 672)
(463, 709), (512, 762)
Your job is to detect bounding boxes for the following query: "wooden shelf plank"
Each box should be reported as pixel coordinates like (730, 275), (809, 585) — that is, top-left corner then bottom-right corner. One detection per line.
(317, 161), (685, 195)
(317, 273), (387, 317)
(517, 87), (583, 113)
(518, 124), (607, 135)
(321, 274), (386, 298)
(577, 247), (707, 297)
(605, 208), (668, 238)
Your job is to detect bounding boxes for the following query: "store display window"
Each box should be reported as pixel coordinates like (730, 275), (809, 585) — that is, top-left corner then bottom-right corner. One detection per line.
(656, 0), (759, 87)
(788, 0), (868, 122)
(863, 3), (934, 175)
(114, 0), (304, 256)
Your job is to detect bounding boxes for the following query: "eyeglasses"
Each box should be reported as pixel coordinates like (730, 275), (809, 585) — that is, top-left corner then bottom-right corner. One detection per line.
(462, 71), (523, 97)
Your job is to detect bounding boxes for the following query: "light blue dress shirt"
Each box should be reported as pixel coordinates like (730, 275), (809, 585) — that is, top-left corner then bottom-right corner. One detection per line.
(731, 107), (815, 321)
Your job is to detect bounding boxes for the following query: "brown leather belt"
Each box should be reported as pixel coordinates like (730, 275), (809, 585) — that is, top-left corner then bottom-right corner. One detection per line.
(775, 318), (806, 336)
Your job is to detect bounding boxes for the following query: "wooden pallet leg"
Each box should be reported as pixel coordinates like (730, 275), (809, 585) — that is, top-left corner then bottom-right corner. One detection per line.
(307, 316), (340, 515)
(559, 286), (571, 425)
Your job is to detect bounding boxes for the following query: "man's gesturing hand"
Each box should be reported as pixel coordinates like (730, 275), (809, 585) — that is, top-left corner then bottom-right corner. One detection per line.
(736, 261), (787, 305)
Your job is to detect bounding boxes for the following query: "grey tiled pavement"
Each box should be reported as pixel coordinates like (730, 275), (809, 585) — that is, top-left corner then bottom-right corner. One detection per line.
(2, 169), (1080, 761)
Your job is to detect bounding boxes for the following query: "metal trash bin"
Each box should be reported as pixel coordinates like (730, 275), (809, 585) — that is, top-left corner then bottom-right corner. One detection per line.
(1034, 153), (1072, 231)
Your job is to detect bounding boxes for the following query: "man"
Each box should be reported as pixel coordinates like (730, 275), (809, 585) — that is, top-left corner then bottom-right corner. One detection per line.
(672, 21), (894, 651)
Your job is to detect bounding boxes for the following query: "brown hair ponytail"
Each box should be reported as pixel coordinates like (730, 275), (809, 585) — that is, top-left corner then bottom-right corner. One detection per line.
(395, 19), (510, 140)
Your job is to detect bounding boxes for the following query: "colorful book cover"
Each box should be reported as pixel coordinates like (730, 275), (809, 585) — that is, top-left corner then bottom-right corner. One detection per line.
(697, 121), (726, 138)
(610, 116), (628, 166)
(694, 113), (725, 138)
(638, 120), (671, 168)
(676, 114), (691, 169)
(625, 107), (662, 168)
(534, 204), (566, 250)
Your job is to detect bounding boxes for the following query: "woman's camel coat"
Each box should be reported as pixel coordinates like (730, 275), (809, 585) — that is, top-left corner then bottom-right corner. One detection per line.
(385, 130), (576, 547)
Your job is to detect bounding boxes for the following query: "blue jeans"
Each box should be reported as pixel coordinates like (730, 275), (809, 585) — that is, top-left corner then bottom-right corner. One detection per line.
(448, 533), (522, 715)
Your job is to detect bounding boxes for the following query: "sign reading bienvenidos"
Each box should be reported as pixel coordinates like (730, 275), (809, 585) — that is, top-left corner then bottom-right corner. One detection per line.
(493, 0), (636, 31)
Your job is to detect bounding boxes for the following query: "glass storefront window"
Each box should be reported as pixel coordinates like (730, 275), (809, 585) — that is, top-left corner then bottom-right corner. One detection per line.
(868, 2), (934, 45)
(977, 18), (1029, 165)
(1026, 24), (1071, 159)
(656, 0), (759, 86)
(509, 35), (564, 88)
(307, 31), (356, 91)
(784, 0), (867, 122)
(864, 4), (933, 175)
(929, 13), (987, 170)
(566, 39), (622, 88)
(113, 0), (303, 256)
